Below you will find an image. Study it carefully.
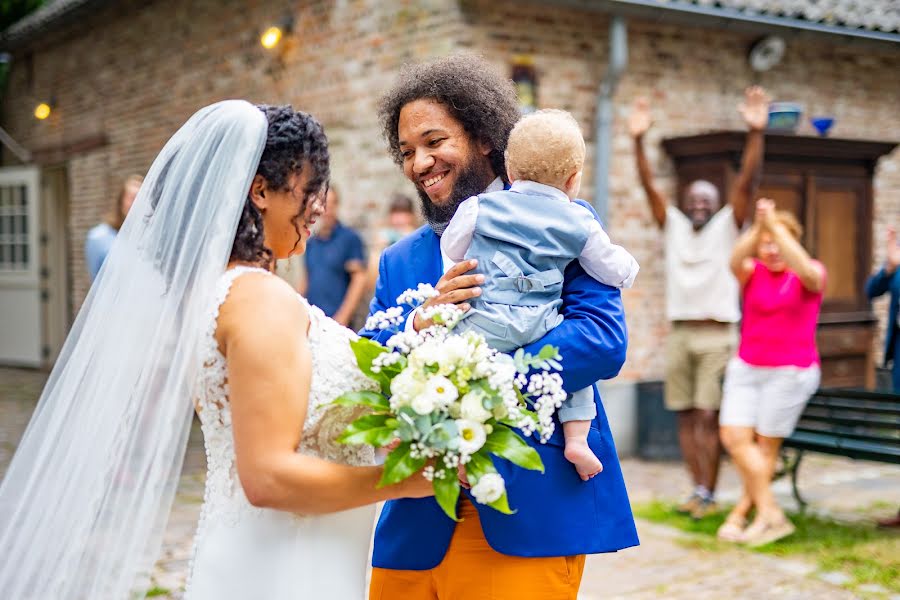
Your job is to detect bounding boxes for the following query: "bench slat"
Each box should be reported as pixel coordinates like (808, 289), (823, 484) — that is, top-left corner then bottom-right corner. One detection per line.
(793, 424), (900, 446)
(805, 400), (900, 417)
(797, 412), (900, 430)
(784, 431), (900, 464)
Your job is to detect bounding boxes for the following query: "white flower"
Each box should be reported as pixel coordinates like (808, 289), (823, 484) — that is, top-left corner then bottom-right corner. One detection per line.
(390, 369), (424, 409)
(397, 283), (440, 306)
(456, 419), (487, 454)
(471, 472), (505, 504)
(425, 375), (458, 407)
(365, 306), (406, 331)
(411, 393), (437, 415)
(459, 391), (491, 423)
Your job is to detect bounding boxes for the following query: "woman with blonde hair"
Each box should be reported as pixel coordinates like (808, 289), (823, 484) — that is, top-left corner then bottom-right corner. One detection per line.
(84, 174), (143, 280)
(718, 198), (826, 546)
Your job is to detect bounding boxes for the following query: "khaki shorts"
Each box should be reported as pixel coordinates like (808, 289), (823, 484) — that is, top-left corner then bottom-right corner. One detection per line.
(664, 321), (737, 411)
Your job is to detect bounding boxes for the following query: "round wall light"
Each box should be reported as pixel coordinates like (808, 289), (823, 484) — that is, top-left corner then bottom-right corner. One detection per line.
(34, 102), (52, 120)
(260, 26), (283, 49)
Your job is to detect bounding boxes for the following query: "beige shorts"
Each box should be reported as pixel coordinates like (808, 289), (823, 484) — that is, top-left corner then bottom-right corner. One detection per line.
(664, 321), (737, 411)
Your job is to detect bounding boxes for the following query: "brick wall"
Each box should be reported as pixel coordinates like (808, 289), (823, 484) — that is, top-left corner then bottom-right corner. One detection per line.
(463, 0), (900, 380)
(2, 0), (899, 379)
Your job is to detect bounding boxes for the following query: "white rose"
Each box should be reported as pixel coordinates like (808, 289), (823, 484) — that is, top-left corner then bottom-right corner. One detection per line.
(390, 369), (422, 405)
(426, 375), (458, 407)
(411, 393), (437, 415)
(460, 391), (491, 423)
(471, 472), (505, 505)
(456, 419), (487, 454)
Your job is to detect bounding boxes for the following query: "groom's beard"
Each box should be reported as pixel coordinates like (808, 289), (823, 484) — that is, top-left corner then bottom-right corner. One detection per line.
(418, 162), (494, 237)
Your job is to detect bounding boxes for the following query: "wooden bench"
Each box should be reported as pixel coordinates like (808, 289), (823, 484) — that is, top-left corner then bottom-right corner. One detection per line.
(778, 388), (900, 509)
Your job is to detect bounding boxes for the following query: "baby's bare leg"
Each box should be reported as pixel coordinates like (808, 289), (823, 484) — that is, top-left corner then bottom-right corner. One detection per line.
(563, 420), (603, 481)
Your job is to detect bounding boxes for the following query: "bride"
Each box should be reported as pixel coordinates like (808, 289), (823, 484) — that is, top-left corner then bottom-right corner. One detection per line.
(0, 100), (432, 599)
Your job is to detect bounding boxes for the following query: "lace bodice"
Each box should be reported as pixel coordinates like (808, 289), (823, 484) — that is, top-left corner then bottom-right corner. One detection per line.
(192, 266), (378, 525)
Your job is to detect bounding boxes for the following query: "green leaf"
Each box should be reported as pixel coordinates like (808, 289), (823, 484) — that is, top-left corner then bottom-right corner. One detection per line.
(350, 338), (392, 394)
(337, 414), (396, 447)
(331, 391), (390, 412)
(484, 425), (544, 473)
(379, 441), (427, 487)
(486, 491), (514, 515)
(433, 469), (461, 521)
(466, 451), (497, 478)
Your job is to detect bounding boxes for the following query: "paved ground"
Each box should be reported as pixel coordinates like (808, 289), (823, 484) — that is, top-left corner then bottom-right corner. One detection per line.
(2, 367), (898, 599)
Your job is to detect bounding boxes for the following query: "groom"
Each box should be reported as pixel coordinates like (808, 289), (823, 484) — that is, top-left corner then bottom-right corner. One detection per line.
(363, 54), (639, 599)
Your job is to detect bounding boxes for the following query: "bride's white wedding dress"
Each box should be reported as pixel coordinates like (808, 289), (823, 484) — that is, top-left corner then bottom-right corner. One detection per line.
(184, 266), (378, 599)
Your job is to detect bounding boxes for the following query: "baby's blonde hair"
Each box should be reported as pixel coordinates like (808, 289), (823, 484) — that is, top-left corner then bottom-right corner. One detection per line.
(505, 109), (585, 189)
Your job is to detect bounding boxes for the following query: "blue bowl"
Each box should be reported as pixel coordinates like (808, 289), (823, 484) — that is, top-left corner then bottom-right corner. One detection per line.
(811, 116), (835, 137)
(767, 102), (803, 133)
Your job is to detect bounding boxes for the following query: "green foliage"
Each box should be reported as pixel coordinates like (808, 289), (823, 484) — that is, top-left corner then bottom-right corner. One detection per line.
(513, 344), (562, 373)
(336, 413), (396, 447)
(330, 390), (390, 412)
(433, 469), (461, 521)
(483, 424), (543, 472)
(1, 0), (45, 31)
(349, 338), (390, 394)
(634, 500), (900, 593)
(378, 441), (426, 487)
(144, 587), (170, 598)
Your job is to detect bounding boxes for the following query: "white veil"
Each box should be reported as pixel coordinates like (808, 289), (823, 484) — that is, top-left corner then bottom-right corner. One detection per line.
(0, 100), (267, 599)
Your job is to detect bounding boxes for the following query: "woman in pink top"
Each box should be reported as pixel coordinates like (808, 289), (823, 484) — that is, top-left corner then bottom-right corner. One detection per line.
(718, 199), (826, 547)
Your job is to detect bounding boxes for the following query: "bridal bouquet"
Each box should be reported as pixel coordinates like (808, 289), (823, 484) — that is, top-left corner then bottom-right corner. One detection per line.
(330, 284), (566, 520)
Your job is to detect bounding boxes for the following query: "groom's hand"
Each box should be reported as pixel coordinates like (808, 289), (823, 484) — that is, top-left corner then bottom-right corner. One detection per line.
(413, 259), (484, 331)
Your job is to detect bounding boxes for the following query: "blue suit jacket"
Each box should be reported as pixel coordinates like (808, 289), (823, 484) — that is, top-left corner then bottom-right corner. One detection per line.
(362, 200), (639, 570)
(866, 267), (900, 364)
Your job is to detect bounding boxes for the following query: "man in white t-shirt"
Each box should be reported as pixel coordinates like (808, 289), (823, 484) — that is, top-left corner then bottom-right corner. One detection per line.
(629, 86), (770, 518)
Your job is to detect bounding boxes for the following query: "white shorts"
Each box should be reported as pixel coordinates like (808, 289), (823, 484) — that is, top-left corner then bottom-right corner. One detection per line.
(720, 357), (821, 438)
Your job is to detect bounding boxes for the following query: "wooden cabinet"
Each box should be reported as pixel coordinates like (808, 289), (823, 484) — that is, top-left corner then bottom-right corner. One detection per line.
(663, 132), (897, 389)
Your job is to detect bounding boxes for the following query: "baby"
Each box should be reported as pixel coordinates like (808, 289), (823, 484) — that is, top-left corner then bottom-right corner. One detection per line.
(441, 109), (639, 481)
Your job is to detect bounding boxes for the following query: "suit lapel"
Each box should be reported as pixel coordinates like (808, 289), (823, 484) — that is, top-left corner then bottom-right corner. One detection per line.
(408, 226), (443, 287)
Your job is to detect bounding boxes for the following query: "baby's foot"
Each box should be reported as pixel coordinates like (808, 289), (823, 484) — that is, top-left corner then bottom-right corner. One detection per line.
(564, 438), (603, 481)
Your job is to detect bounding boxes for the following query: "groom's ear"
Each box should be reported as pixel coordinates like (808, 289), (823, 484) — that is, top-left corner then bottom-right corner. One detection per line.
(249, 174), (268, 212)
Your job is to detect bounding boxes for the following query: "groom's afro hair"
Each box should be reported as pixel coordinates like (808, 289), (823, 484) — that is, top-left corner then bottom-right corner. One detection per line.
(378, 54), (521, 183)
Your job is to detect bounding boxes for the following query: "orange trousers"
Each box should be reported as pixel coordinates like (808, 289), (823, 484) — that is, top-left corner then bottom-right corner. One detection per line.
(369, 499), (586, 600)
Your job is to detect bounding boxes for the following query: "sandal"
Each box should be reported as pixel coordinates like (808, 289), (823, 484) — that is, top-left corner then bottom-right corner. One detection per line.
(716, 516), (747, 542)
(742, 516), (796, 547)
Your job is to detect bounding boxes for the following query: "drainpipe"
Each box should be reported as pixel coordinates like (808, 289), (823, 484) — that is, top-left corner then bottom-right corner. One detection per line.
(593, 15), (628, 226)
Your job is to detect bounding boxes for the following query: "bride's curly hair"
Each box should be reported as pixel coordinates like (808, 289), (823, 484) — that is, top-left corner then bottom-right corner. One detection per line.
(230, 105), (330, 267)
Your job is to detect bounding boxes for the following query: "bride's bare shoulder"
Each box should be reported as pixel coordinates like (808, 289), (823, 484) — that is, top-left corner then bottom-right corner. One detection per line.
(217, 270), (309, 341)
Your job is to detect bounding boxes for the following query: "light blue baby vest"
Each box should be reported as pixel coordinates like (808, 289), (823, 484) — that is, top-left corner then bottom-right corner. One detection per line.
(459, 187), (591, 352)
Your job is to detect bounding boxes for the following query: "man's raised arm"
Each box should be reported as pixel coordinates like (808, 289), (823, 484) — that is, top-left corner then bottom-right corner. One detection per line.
(729, 86), (770, 228)
(629, 97), (668, 229)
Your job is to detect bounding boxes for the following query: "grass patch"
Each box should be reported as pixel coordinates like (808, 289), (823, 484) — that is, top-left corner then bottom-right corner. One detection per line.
(145, 587), (170, 598)
(634, 500), (899, 593)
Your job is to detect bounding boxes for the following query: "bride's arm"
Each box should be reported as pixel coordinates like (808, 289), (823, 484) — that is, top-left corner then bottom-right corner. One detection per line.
(218, 273), (432, 515)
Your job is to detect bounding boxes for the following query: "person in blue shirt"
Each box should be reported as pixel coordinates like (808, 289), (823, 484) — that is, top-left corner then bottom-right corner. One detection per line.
(865, 225), (900, 529)
(866, 225), (900, 392)
(84, 175), (142, 281)
(301, 186), (367, 327)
